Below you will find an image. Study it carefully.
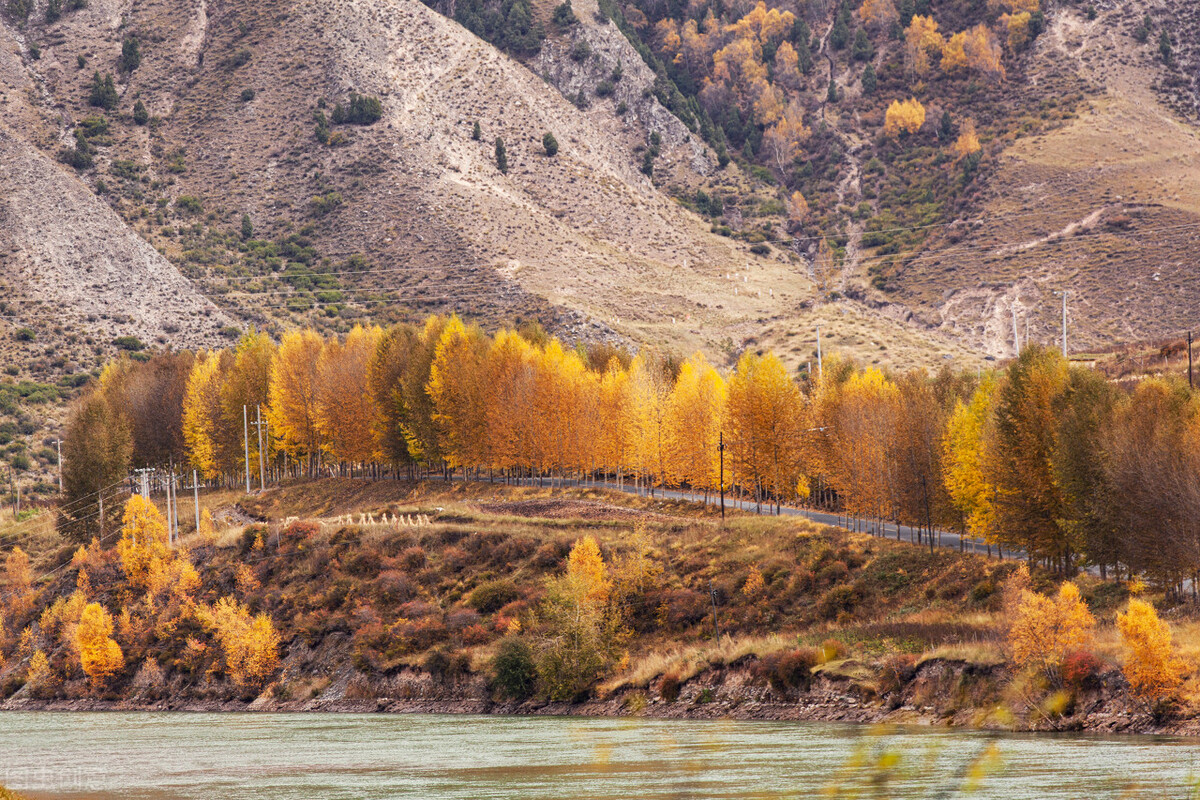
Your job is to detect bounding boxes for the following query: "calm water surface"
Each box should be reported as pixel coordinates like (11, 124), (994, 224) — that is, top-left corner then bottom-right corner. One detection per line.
(1, 712), (1197, 799)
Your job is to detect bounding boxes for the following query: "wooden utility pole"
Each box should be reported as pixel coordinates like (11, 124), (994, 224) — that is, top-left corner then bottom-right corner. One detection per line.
(1189, 331), (1194, 390)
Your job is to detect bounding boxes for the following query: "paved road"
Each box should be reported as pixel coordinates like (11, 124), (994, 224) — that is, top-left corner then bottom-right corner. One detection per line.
(499, 475), (1018, 562)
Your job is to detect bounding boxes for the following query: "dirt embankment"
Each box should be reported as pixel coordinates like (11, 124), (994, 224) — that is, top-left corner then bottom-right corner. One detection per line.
(5, 657), (1191, 737)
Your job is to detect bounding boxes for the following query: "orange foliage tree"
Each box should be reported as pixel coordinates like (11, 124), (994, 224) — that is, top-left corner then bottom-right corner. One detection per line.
(76, 602), (125, 686)
(884, 98), (926, 138)
(1116, 599), (1187, 700)
(1008, 581), (1095, 684)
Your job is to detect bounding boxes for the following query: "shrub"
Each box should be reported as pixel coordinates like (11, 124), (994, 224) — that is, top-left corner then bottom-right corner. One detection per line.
(817, 584), (860, 619)
(469, 579), (521, 613)
(44, 0), (60, 21)
(492, 637), (537, 700)
(494, 137), (508, 174)
(132, 99), (149, 125)
(659, 672), (681, 702)
(229, 48), (251, 68)
(615, 101), (628, 115)
(552, 0), (576, 25)
(1116, 598), (1186, 700)
(595, 80), (614, 98)
(88, 72), (118, 110)
(750, 243), (770, 256)
(400, 546), (426, 570)
(1061, 650), (1104, 691)
(331, 92), (382, 125)
(759, 648), (819, 692)
(1009, 581), (1096, 684)
(175, 195), (202, 215)
(112, 335), (144, 351)
(472, 120), (481, 140)
(570, 39), (591, 61)
(310, 192), (343, 216)
(118, 35), (140, 72)
(14, 328), (35, 342)
(542, 132), (558, 157)
(240, 88), (256, 102)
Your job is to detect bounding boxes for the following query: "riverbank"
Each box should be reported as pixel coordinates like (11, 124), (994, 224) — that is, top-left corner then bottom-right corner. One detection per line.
(3, 480), (1197, 739)
(4, 655), (1192, 737)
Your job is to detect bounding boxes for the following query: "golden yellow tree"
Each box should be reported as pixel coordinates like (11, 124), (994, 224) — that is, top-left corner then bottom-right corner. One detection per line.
(1117, 599), (1187, 700)
(1009, 582), (1095, 683)
(207, 596), (281, 692)
(724, 351), (805, 509)
(4, 546), (34, 619)
(568, 536), (612, 607)
(858, 0), (898, 31)
(316, 324), (383, 467)
(952, 119), (982, 160)
(941, 31), (968, 72)
(763, 101), (810, 178)
(1002, 11), (1032, 52)
(428, 316), (492, 472)
(627, 353), (673, 492)
(268, 329), (324, 472)
(117, 494), (172, 590)
(182, 351), (226, 480)
(787, 190), (810, 228)
(825, 367), (901, 521)
(904, 15), (944, 75)
(943, 377), (997, 540)
(964, 24), (1005, 80)
(884, 98), (926, 137)
(597, 357), (634, 487)
(664, 352), (726, 497)
(76, 602), (125, 686)
(219, 330), (275, 477)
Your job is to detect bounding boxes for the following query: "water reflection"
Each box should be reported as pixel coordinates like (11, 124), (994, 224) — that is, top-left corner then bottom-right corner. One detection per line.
(0, 712), (1197, 799)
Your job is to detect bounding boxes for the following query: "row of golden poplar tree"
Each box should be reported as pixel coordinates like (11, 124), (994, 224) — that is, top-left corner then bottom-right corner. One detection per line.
(63, 316), (1200, 589)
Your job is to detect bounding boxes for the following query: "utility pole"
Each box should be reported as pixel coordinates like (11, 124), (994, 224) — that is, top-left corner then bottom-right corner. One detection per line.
(98, 492), (103, 540)
(816, 325), (823, 381)
(165, 472), (174, 545)
(1012, 306), (1019, 356)
(134, 467), (154, 499)
(1059, 290), (1068, 357)
(718, 431), (726, 522)
(243, 405), (251, 494)
(189, 469), (201, 534)
(55, 439), (62, 492)
(1189, 331), (1194, 390)
(254, 405), (267, 491)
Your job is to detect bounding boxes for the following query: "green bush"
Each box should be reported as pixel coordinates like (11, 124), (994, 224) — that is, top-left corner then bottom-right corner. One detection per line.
(492, 637), (537, 700)
(570, 39), (591, 61)
(595, 79), (614, 98)
(118, 35), (140, 72)
(542, 131), (558, 157)
(332, 92), (382, 125)
(44, 0), (60, 22)
(175, 195), (202, 215)
(310, 192), (343, 216)
(469, 579), (521, 613)
(88, 72), (117, 110)
(14, 328), (35, 342)
(471, 120), (481, 140)
(240, 88), (256, 102)
(552, 0), (576, 25)
(112, 335), (144, 351)
(132, 99), (149, 125)
(495, 137), (508, 174)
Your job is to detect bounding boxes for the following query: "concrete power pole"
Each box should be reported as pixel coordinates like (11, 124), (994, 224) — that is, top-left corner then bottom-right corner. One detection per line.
(1012, 306), (1019, 356)
(255, 405), (267, 491)
(190, 469), (201, 534)
(816, 325), (823, 381)
(243, 405), (251, 494)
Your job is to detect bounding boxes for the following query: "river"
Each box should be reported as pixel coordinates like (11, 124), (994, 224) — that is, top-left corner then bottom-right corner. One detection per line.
(1, 712), (1197, 798)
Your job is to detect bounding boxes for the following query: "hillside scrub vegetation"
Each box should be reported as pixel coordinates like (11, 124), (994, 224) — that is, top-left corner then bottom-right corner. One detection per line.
(58, 316), (1200, 597)
(2, 478), (1198, 729)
